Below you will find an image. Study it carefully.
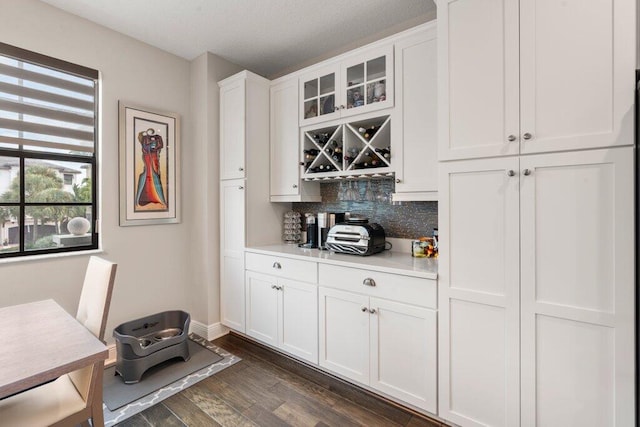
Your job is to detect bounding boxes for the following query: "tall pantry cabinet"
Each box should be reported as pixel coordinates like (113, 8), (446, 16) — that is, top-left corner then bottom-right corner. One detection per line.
(436, 0), (636, 426)
(219, 71), (286, 333)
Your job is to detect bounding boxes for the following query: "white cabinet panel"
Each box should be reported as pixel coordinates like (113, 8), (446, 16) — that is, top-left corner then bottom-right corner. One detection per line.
(221, 180), (245, 256)
(318, 263), (436, 309)
(392, 25), (438, 201)
(246, 252), (318, 283)
(524, 157), (615, 312)
(270, 79), (300, 197)
(270, 78), (320, 202)
(534, 315), (614, 427)
(519, 0), (635, 154)
(449, 299), (509, 427)
(439, 157), (520, 427)
(221, 255), (245, 332)
(446, 158), (520, 295)
(280, 279), (318, 363)
(520, 147), (635, 427)
(220, 179), (246, 332)
(439, 0), (635, 160)
(245, 272), (279, 346)
(244, 272), (318, 364)
(440, 148), (635, 427)
(438, 0), (520, 160)
(319, 287), (369, 385)
(370, 297), (437, 414)
(220, 79), (246, 180)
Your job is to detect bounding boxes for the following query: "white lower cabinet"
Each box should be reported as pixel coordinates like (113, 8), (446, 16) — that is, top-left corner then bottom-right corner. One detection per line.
(318, 265), (437, 414)
(318, 287), (370, 384)
(438, 147), (635, 426)
(220, 179), (246, 332)
(245, 270), (318, 364)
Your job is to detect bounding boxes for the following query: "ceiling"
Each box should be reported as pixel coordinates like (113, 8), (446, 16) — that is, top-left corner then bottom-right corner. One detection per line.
(39, 0), (437, 78)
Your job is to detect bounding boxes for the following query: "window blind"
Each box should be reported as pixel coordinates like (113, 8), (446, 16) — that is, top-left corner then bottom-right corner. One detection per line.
(0, 43), (98, 154)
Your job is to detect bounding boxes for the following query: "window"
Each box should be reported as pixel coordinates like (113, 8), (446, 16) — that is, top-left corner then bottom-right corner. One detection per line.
(0, 43), (98, 258)
(63, 173), (73, 186)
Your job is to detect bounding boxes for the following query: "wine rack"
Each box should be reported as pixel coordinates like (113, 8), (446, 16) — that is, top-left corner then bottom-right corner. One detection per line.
(301, 115), (392, 180)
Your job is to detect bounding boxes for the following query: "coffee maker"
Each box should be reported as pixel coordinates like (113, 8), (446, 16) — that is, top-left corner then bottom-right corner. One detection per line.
(317, 212), (345, 250)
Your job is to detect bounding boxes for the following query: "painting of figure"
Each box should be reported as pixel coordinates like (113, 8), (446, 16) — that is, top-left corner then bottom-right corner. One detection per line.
(119, 102), (180, 226)
(135, 128), (167, 209)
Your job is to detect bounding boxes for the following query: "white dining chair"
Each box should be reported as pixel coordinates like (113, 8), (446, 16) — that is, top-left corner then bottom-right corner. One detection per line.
(0, 256), (117, 427)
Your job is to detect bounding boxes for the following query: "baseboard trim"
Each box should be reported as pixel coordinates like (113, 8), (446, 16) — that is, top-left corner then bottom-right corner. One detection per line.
(190, 320), (230, 341)
(106, 344), (116, 368)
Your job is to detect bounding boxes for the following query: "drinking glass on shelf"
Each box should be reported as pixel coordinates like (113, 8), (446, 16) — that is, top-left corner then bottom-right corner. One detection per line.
(338, 181), (347, 201)
(364, 181), (376, 201)
(348, 181), (359, 201)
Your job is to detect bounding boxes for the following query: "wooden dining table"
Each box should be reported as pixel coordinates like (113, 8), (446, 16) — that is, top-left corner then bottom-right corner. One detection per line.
(0, 299), (108, 399)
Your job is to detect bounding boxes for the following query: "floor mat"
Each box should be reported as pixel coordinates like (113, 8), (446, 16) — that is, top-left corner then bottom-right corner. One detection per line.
(103, 334), (240, 426)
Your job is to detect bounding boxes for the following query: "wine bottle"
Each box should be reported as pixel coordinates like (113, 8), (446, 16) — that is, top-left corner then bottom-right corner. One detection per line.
(374, 147), (391, 159)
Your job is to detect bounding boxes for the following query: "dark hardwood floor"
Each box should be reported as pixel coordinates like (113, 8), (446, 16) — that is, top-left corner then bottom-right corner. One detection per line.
(115, 333), (444, 427)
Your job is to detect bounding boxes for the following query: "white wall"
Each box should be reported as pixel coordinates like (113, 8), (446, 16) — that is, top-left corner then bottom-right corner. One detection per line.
(0, 0), (241, 343)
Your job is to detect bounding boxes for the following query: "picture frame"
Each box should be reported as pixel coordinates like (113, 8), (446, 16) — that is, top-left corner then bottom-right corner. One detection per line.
(118, 102), (181, 226)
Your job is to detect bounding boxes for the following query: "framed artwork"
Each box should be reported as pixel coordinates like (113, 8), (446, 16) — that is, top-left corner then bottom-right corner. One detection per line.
(118, 102), (181, 226)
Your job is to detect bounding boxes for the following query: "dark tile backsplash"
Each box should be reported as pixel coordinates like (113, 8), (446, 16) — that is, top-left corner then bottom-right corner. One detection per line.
(292, 179), (437, 239)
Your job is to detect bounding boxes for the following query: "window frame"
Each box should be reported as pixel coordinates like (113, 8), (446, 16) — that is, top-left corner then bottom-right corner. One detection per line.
(0, 43), (99, 258)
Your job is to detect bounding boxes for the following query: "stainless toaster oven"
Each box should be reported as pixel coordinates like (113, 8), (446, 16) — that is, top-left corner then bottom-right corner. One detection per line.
(325, 223), (386, 256)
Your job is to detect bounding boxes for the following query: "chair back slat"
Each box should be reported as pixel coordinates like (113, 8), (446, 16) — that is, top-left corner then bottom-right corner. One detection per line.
(76, 256), (117, 341)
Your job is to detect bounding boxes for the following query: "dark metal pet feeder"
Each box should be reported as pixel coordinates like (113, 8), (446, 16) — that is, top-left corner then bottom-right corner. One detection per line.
(113, 310), (191, 384)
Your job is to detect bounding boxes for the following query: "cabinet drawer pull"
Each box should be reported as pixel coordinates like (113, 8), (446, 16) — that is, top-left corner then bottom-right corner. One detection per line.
(368, 308), (377, 314)
(361, 306), (368, 312)
(363, 278), (376, 287)
(272, 262), (282, 269)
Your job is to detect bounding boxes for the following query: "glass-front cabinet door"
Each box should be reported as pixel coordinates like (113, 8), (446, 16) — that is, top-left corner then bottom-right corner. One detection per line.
(340, 46), (394, 118)
(299, 65), (340, 126)
(299, 46), (394, 126)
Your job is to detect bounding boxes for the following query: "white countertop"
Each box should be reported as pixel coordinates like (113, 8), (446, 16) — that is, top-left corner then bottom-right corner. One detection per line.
(246, 244), (438, 280)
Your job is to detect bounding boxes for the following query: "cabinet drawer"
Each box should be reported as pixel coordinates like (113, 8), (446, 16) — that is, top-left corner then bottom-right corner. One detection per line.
(318, 264), (436, 309)
(245, 252), (318, 283)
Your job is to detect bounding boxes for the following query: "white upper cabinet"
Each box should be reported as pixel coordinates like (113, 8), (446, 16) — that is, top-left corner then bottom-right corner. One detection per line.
(270, 78), (320, 202)
(299, 46), (394, 126)
(219, 78), (247, 179)
(392, 23), (438, 201)
(438, 0), (636, 161)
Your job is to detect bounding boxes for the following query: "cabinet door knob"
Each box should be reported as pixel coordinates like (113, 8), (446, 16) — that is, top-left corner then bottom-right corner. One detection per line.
(507, 134), (517, 142)
(506, 170), (515, 177)
(363, 278), (376, 287)
(361, 306), (368, 312)
(271, 285), (278, 290)
(272, 262), (282, 269)
(340, 105), (345, 110)
(368, 308), (377, 314)
(292, 184), (298, 189)
(238, 186), (244, 190)
(523, 133), (533, 140)
(238, 167), (244, 171)
(523, 169), (532, 176)
(395, 179), (401, 184)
